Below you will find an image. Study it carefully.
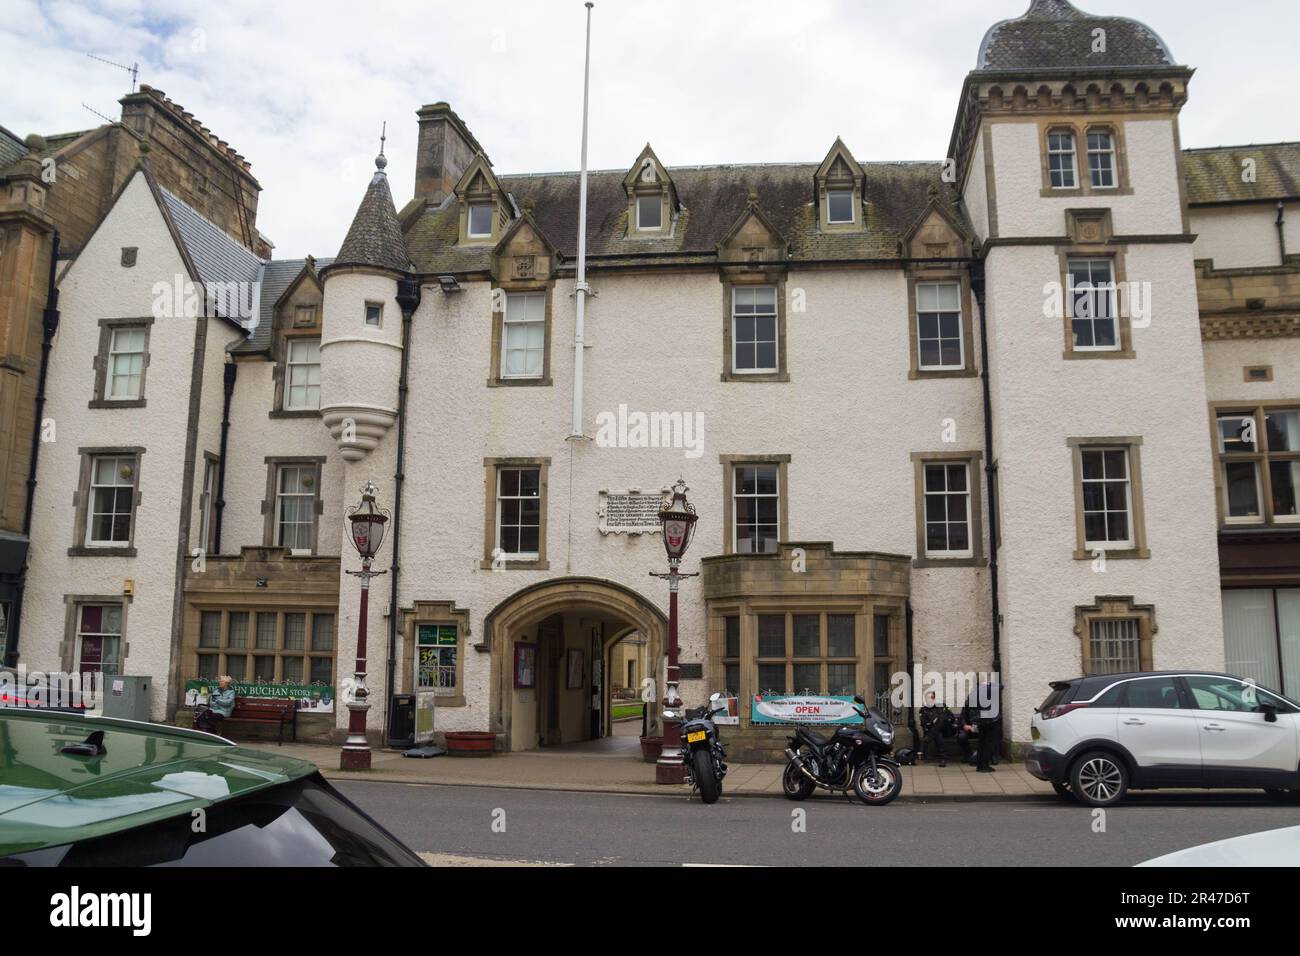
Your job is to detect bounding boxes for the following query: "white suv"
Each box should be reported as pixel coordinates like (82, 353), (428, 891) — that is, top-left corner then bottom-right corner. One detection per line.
(1026, 671), (1300, 807)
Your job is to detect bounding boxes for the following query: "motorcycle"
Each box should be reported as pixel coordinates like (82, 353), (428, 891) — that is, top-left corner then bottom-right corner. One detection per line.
(669, 692), (729, 804)
(781, 695), (903, 806)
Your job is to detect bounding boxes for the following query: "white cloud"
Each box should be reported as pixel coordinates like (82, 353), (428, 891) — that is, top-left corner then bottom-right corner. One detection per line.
(2, 0), (1296, 257)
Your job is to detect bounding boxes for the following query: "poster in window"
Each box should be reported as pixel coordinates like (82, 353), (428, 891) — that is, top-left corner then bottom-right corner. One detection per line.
(514, 643), (536, 689)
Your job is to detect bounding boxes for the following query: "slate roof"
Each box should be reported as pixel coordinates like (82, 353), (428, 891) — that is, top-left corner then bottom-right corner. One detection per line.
(159, 185), (263, 289)
(0, 126), (28, 171)
(157, 183), (263, 330)
(1182, 143), (1300, 205)
(976, 0), (1175, 72)
(230, 257), (334, 355)
(404, 161), (956, 275)
(334, 161), (411, 273)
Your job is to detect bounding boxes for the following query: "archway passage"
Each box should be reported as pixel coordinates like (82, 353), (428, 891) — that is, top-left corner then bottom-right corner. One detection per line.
(483, 577), (667, 752)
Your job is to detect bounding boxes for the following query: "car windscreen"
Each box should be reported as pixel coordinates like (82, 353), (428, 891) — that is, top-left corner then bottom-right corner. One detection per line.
(0, 773), (423, 867)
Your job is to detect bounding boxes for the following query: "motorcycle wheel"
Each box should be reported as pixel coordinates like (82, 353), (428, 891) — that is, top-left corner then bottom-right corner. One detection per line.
(782, 761), (815, 800)
(692, 749), (720, 804)
(853, 761), (903, 806)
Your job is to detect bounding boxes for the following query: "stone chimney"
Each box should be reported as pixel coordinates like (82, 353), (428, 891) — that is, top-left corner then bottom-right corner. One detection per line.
(414, 102), (487, 206)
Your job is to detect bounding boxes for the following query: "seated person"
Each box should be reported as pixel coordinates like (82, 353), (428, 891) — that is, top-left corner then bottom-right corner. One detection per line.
(195, 675), (236, 733)
(918, 691), (956, 767)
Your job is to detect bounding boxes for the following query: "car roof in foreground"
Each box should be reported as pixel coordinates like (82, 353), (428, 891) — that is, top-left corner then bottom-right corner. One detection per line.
(1137, 824), (1300, 866)
(0, 706), (318, 856)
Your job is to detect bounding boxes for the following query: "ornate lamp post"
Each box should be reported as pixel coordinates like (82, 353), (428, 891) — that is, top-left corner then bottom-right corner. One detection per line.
(650, 478), (699, 785)
(340, 481), (389, 770)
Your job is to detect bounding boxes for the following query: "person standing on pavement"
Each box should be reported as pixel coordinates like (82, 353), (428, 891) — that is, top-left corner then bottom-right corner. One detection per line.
(962, 677), (1001, 772)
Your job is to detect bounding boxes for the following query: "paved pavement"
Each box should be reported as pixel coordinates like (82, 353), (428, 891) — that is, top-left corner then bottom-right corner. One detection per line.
(273, 735), (1058, 799)
(336, 780), (1300, 866)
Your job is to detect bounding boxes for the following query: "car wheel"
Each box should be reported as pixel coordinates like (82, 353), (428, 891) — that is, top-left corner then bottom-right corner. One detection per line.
(1051, 779), (1076, 802)
(1070, 751), (1128, 807)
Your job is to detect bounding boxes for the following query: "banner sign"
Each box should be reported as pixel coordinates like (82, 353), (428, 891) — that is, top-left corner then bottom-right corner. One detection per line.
(713, 695), (740, 725)
(185, 679), (335, 714)
(415, 688), (437, 744)
(750, 694), (864, 725)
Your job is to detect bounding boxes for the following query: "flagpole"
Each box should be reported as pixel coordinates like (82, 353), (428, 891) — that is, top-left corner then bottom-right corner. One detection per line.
(570, 1), (593, 439)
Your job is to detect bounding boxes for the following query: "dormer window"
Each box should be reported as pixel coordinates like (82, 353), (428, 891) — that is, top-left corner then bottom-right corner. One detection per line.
(622, 145), (677, 239)
(636, 194), (662, 231)
(815, 139), (865, 233)
(468, 202), (494, 238)
(826, 189), (854, 224)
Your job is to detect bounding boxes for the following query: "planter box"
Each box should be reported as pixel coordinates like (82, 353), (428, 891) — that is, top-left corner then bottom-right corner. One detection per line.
(444, 731), (497, 757)
(639, 736), (663, 763)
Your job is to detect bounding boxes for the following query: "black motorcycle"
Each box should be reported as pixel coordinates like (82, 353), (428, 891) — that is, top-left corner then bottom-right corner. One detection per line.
(672, 692), (729, 804)
(782, 695), (903, 806)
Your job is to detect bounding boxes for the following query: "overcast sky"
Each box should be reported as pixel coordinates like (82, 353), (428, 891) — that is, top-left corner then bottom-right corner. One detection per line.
(3, 0), (1297, 258)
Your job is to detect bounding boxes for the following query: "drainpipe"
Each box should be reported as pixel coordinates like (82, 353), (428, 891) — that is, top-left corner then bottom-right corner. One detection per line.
(213, 360), (237, 555)
(969, 258), (1002, 679)
(384, 277), (421, 745)
(905, 599), (919, 749)
(5, 231), (61, 669)
(1277, 201), (1288, 264)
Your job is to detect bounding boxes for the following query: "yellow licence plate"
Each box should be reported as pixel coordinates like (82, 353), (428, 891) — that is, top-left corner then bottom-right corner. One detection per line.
(686, 730), (706, 743)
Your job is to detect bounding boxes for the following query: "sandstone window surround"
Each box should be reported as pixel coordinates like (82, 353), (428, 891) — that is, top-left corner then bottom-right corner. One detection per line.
(261, 457), (325, 555)
(89, 317), (153, 409)
(906, 269), (977, 378)
(1057, 238), (1134, 360)
(454, 155), (510, 246)
(622, 145), (678, 240)
(1074, 595), (1156, 675)
(60, 593), (132, 677)
(1210, 402), (1300, 527)
(192, 607), (336, 688)
(398, 600), (471, 707)
(1068, 437), (1149, 561)
(721, 277), (789, 382)
(911, 449), (986, 568)
(1038, 120), (1131, 198)
(69, 447), (144, 557)
(719, 454), (790, 555)
(271, 327), (323, 419)
(481, 457), (550, 570)
(814, 138), (865, 234)
(488, 284), (553, 387)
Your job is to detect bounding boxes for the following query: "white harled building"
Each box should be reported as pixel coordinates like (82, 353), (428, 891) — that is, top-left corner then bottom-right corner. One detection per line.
(12, 0), (1300, 758)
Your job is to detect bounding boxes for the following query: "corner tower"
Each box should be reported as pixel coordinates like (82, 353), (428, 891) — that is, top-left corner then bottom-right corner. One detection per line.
(319, 145), (411, 461)
(950, 0), (1222, 738)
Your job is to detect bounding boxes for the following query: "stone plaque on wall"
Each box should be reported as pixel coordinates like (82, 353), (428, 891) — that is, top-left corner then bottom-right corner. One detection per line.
(598, 489), (667, 535)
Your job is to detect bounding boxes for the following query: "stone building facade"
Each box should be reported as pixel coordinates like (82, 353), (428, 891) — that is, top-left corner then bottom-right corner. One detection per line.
(0, 86), (266, 668)
(8, 0), (1300, 757)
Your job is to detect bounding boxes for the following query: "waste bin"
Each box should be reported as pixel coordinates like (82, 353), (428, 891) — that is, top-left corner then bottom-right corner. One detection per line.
(389, 693), (415, 747)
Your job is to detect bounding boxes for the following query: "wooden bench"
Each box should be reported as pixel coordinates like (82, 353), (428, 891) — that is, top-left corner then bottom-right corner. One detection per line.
(222, 698), (297, 745)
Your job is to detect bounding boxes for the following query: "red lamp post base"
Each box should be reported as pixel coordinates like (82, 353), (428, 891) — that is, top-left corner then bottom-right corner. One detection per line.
(340, 747), (372, 771)
(655, 716), (685, 784)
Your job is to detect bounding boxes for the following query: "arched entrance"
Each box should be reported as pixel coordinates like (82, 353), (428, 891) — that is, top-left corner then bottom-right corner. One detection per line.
(483, 577), (667, 752)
